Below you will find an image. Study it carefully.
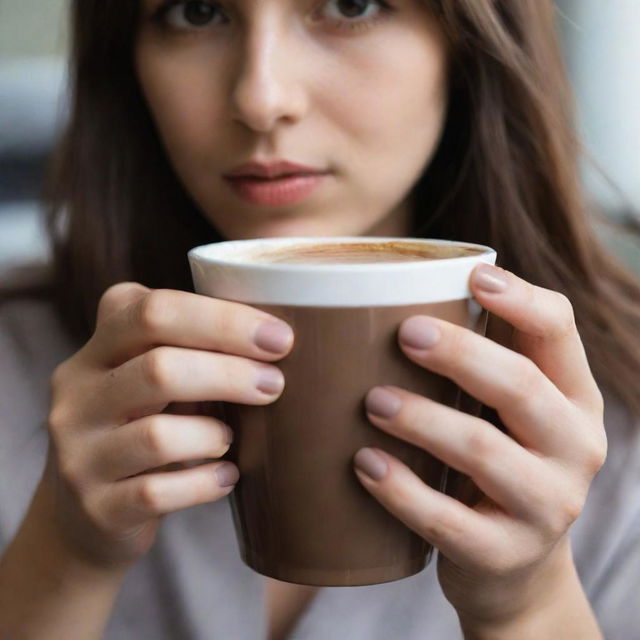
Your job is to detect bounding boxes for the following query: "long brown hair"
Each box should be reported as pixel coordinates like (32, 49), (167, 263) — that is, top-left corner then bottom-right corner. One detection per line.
(5, 0), (640, 415)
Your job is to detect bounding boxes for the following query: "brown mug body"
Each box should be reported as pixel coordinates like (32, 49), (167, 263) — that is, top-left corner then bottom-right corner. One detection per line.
(206, 299), (487, 586)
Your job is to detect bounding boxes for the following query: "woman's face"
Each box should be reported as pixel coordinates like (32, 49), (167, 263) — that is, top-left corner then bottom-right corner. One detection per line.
(136, 0), (449, 239)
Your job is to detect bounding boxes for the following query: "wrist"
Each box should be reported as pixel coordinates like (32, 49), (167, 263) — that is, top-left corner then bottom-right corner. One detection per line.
(458, 538), (602, 640)
(0, 476), (127, 639)
(25, 465), (130, 585)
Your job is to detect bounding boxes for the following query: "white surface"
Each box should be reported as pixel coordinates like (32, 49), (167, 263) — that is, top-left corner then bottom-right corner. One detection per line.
(0, 57), (69, 157)
(0, 0), (69, 58)
(189, 237), (497, 306)
(558, 0), (640, 216)
(0, 203), (50, 269)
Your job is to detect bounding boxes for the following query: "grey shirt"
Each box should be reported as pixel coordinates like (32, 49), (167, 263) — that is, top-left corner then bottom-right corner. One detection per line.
(1, 292), (639, 639)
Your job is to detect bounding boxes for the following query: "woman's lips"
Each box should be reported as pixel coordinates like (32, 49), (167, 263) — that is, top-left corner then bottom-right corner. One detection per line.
(224, 173), (328, 207)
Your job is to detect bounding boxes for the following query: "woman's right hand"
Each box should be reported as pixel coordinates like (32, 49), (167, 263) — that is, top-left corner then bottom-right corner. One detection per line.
(42, 282), (294, 571)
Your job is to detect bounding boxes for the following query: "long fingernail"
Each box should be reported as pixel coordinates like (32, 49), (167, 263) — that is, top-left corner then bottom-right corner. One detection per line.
(254, 321), (294, 354)
(354, 448), (388, 481)
(366, 387), (402, 420)
(473, 264), (508, 293)
(399, 317), (441, 350)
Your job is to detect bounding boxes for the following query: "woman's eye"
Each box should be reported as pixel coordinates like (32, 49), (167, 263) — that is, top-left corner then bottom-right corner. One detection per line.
(323, 0), (384, 23)
(154, 0), (395, 34)
(157, 1), (223, 30)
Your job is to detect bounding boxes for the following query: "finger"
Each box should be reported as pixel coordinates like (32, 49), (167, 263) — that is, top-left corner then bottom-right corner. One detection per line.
(95, 282), (150, 326)
(87, 286), (294, 368)
(352, 447), (502, 568)
(92, 413), (233, 481)
(469, 264), (603, 413)
(364, 386), (553, 520)
(96, 460), (239, 531)
(90, 347), (285, 425)
(397, 315), (579, 456)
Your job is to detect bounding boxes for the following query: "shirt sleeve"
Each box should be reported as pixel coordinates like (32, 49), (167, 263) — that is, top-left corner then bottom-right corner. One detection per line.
(0, 296), (75, 553)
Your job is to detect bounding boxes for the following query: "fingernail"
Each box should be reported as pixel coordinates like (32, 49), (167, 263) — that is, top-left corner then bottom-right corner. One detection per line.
(256, 368), (285, 395)
(223, 424), (234, 445)
(473, 264), (508, 293)
(366, 387), (402, 420)
(216, 463), (239, 487)
(254, 321), (294, 354)
(354, 448), (388, 481)
(399, 317), (441, 350)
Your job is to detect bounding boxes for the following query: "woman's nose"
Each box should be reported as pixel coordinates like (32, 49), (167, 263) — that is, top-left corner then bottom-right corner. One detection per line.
(229, 30), (308, 133)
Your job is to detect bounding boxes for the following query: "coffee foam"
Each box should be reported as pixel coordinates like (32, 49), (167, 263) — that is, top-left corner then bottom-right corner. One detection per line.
(239, 241), (483, 264)
(189, 237), (497, 307)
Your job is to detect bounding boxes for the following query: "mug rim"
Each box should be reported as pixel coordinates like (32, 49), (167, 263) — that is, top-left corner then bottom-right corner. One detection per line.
(188, 237), (496, 272)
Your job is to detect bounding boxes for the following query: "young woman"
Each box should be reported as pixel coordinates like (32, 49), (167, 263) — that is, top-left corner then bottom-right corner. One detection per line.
(1, 1), (639, 638)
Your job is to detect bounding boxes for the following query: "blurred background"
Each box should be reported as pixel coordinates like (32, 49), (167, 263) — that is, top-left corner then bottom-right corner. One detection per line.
(1, 0), (639, 272)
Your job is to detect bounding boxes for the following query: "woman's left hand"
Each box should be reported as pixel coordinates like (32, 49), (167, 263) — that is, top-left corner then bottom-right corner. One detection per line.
(354, 262), (607, 628)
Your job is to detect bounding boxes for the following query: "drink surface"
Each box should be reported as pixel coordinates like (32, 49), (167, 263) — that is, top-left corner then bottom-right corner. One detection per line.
(240, 241), (485, 265)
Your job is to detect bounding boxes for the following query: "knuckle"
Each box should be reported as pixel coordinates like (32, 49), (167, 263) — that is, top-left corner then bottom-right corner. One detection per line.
(550, 293), (576, 338)
(99, 283), (130, 309)
(141, 347), (175, 391)
(545, 490), (585, 537)
(99, 282), (148, 319)
(141, 416), (171, 460)
(509, 357), (542, 404)
(466, 423), (496, 474)
(582, 436), (608, 475)
(560, 493), (585, 529)
(138, 478), (164, 514)
(137, 290), (173, 337)
(104, 281), (146, 300)
(47, 405), (70, 439)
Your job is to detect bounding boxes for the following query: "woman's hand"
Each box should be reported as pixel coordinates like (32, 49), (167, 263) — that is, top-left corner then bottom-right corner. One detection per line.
(353, 263), (607, 632)
(41, 282), (294, 572)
